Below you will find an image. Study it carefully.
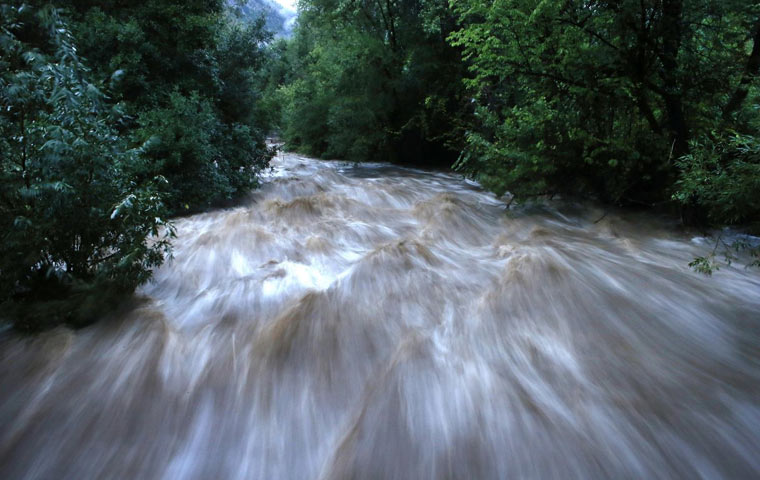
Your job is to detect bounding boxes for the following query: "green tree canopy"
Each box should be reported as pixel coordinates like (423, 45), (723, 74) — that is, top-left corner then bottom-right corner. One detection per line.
(278, 0), (470, 165)
(449, 0), (760, 211)
(50, 0), (275, 213)
(0, 4), (173, 329)
(1, 1), (277, 328)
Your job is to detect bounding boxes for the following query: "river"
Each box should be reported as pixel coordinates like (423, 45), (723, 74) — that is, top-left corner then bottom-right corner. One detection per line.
(1, 150), (759, 479)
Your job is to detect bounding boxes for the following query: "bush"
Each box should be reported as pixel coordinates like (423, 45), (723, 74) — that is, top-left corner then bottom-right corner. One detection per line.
(675, 132), (760, 231)
(0, 5), (173, 329)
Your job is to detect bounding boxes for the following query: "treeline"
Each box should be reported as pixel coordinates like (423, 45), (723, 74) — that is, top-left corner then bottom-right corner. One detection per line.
(1, 1), (273, 329)
(267, 0), (760, 236)
(264, 0), (470, 166)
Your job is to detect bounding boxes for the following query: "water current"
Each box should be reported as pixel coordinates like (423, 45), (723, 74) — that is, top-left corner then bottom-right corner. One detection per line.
(1, 150), (759, 479)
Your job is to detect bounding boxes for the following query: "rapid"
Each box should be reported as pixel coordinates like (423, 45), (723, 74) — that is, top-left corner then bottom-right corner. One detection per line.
(1, 150), (759, 479)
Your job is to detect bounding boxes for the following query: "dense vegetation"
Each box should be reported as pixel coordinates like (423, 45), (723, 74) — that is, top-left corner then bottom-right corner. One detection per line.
(266, 0), (759, 267)
(271, 0), (470, 165)
(449, 0), (759, 217)
(1, 1), (273, 329)
(57, 0), (274, 212)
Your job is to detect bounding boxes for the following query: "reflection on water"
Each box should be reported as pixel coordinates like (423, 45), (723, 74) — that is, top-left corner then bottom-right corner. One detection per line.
(1, 151), (759, 479)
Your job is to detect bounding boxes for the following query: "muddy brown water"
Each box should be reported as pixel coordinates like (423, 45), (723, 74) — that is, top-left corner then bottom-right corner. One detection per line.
(1, 151), (759, 479)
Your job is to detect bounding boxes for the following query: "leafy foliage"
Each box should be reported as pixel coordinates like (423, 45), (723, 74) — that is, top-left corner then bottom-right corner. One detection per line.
(675, 132), (760, 230)
(55, 0), (275, 213)
(1, 1), (276, 328)
(277, 0), (470, 166)
(0, 4), (173, 329)
(449, 0), (760, 207)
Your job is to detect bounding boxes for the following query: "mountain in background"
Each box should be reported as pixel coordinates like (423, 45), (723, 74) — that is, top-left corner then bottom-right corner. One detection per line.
(229, 0), (297, 37)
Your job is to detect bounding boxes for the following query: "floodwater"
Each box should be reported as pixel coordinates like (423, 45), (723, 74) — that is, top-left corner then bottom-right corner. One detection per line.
(1, 150), (759, 479)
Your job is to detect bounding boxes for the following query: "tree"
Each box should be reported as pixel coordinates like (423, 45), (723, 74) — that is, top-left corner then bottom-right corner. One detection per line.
(449, 0), (760, 208)
(279, 0), (470, 166)
(0, 4), (172, 329)
(50, 0), (274, 213)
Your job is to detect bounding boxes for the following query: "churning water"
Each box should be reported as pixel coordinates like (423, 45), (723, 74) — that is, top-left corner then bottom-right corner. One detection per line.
(1, 151), (759, 479)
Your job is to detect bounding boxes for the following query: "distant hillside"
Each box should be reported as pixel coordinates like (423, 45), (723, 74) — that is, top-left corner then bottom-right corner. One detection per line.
(228, 0), (297, 37)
